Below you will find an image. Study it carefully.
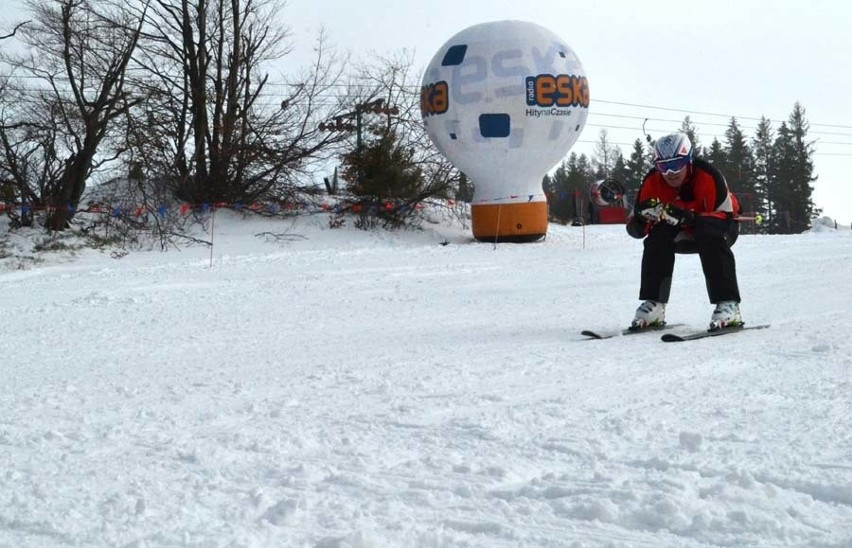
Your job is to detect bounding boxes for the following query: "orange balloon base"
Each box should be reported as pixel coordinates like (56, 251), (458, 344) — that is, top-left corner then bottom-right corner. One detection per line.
(471, 202), (548, 243)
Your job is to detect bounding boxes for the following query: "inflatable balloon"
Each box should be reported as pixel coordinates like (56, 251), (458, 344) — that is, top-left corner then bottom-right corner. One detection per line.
(421, 20), (589, 242)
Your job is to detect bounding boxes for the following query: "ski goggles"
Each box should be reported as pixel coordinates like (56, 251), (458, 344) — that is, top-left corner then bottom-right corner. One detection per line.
(655, 156), (690, 175)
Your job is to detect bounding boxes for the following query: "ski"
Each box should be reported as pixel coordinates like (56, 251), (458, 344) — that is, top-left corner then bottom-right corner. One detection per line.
(581, 323), (683, 340)
(660, 323), (771, 342)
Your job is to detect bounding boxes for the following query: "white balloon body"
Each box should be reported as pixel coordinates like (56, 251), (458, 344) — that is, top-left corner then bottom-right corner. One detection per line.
(421, 20), (589, 242)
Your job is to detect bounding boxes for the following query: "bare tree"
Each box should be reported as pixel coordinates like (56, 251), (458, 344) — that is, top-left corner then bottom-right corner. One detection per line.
(129, 0), (354, 205)
(0, 76), (65, 226)
(0, 0), (147, 230)
(593, 129), (618, 179)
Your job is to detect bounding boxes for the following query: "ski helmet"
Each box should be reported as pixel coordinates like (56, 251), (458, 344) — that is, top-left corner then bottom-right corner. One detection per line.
(653, 133), (693, 174)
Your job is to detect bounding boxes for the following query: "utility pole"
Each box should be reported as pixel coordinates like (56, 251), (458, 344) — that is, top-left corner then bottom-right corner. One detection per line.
(319, 98), (400, 185)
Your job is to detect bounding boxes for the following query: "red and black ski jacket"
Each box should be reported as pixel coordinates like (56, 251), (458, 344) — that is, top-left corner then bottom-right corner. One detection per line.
(628, 158), (739, 238)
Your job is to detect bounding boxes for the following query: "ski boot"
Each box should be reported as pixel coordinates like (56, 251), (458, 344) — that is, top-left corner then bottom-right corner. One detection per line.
(710, 301), (743, 331)
(631, 300), (666, 330)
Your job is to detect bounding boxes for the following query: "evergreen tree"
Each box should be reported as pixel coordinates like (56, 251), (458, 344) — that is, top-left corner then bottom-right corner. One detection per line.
(723, 118), (756, 213)
(542, 172), (554, 197)
(542, 172), (554, 219)
(610, 152), (630, 190)
(546, 162), (572, 222)
(769, 122), (797, 233)
(625, 138), (650, 204)
(573, 154), (595, 189)
(759, 104), (818, 234)
(751, 116), (775, 228)
(342, 127), (422, 202)
(680, 116), (701, 155)
(754, 102), (819, 234)
(704, 138), (728, 176)
(785, 102), (820, 230)
(456, 172), (474, 203)
(564, 153), (595, 223)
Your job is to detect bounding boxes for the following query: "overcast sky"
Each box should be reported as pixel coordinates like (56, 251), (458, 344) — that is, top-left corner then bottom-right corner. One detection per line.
(4, 0), (851, 223)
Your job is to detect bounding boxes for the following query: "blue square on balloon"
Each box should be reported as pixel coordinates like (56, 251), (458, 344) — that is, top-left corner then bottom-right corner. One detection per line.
(442, 45), (467, 66)
(479, 114), (510, 138)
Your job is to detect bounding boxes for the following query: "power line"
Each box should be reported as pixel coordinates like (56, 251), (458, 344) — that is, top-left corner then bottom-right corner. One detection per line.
(4, 73), (852, 155)
(583, 122), (852, 152)
(4, 71), (852, 129)
(588, 111), (852, 138)
(5, 72), (852, 132)
(592, 98), (852, 131)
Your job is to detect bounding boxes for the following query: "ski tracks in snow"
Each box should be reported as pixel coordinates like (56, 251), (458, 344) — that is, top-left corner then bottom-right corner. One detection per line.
(1, 220), (851, 546)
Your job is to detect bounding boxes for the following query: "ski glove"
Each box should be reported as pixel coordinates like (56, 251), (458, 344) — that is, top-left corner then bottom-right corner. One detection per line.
(662, 203), (696, 226)
(637, 199), (664, 222)
(626, 215), (648, 239)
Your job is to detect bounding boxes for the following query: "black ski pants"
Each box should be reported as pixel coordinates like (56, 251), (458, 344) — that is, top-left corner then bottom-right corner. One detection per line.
(639, 217), (741, 304)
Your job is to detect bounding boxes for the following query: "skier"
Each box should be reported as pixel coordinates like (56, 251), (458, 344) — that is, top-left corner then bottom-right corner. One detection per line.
(626, 132), (743, 331)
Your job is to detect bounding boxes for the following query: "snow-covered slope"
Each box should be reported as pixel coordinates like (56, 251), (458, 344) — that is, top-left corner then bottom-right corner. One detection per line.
(1, 211), (850, 547)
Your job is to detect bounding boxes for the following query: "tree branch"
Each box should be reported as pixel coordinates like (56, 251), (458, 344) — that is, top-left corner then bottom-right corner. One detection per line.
(0, 21), (30, 41)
